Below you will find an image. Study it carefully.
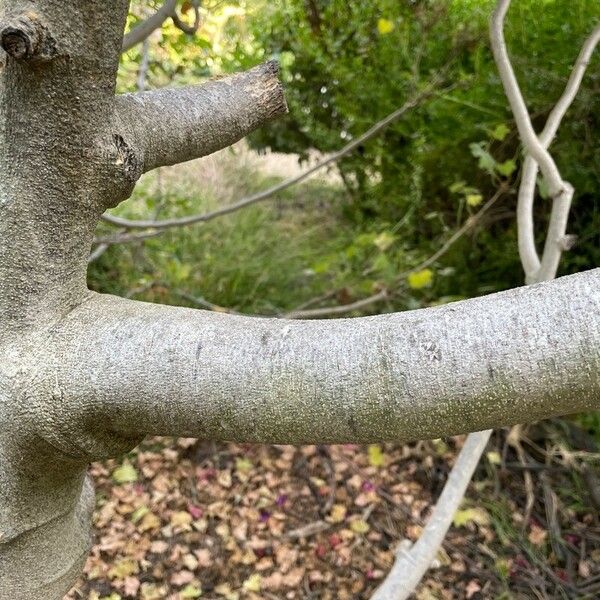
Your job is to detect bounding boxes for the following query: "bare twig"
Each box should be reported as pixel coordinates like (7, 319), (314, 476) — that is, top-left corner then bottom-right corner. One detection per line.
(171, 0), (201, 35)
(284, 290), (389, 320)
(508, 424), (535, 528)
(136, 37), (151, 92)
(284, 186), (505, 319)
(122, 0), (178, 53)
(285, 520), (331, 540)
(518, 24), (600, 281)
(490, 0), (564, 196)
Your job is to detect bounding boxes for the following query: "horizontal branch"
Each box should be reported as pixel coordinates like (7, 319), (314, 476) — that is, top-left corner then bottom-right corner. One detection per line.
(113, 61), (287, 176)
(46, 269), (599, 456)
(102, 80), (445, 231)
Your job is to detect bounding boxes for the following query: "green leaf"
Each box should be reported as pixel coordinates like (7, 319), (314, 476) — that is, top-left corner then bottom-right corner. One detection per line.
(407, 268), (434, 290)
(466, 194), (483, 207)
(491, 124), (510, 141)
(449, 181), (467, 194)
(537, 176), (550, 199)
(469, 142), (496, 175)
(496, 159), (516, 177)
(131, 505), (149, 524)
(453, 507), (490, 527)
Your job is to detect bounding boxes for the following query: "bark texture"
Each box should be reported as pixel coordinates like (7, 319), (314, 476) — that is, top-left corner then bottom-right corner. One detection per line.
(0, 1), (598, 599)
(0, 1), (285, 597)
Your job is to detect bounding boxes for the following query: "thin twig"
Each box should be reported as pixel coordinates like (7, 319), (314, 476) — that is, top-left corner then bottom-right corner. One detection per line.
(284, 186), (506, 319)
(122, 0), (178, 53)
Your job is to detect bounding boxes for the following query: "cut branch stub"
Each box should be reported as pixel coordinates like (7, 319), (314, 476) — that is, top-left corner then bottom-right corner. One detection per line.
(0, 13), (56, 61)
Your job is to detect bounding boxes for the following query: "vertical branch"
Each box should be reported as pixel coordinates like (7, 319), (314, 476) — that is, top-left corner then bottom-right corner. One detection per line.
(519, 24), (600, 283)
(490, 0), (564, 196)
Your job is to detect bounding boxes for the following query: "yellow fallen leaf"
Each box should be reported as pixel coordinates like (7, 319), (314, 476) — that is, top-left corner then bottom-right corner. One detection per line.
(215, 583), (239, 600)
(368, 444), (385, 467)
(171, 511), (193, 532)
(235, 457), (253, 472)
(137, 511), (161, 533)
(350, 519), (370, 534)
(242, 573), (262, 593)
(328, 504), (347, 523)
(453, 507), (490, 527)
(181, 583), (202, 598)
(112, 462), (138, 484)
(108, 558), (139, 580)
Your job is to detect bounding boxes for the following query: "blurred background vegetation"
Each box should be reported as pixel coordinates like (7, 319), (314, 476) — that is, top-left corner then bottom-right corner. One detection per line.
(91, 0), (599, 433)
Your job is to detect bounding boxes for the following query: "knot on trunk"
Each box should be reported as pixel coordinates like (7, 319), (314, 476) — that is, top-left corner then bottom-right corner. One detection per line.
(0, 12), (56, 61)
(113, 134), (143, 183)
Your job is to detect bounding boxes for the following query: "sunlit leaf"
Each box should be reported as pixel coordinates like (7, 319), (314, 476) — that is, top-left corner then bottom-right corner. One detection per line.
(374, 231), (396, 252)
(491, 124), (510, 141)
(242, 574), (262, 593)
(466, 194), (483, 207)
(486, 451), (501, 465)
(407, 269), (434, 290)
(377, 18), (395, 35)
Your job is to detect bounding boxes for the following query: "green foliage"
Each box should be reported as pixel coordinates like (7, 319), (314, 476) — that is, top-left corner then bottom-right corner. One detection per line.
(240, 0), (600, 295)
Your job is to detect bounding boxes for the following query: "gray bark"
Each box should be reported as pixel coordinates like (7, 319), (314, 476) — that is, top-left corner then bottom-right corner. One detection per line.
(0, 1), (598, 599)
